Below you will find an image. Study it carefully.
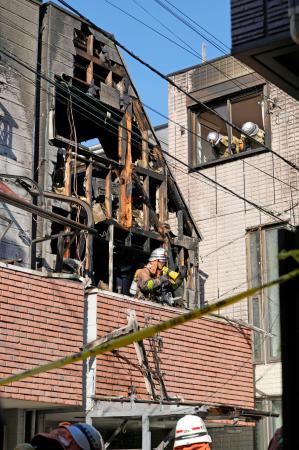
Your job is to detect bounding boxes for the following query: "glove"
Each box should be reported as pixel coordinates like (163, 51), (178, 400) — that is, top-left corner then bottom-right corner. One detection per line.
(161, 266), (169, 275)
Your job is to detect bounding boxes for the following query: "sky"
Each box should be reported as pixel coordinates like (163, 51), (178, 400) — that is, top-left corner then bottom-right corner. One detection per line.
(51, 0), (231, 126)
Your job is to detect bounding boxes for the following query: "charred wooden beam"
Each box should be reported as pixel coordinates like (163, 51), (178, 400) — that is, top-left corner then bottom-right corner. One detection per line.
(85, 158), (93, 275)
(142, 130), (150, 232)
(134, 166), (164, 181)
(119, 112), (132, 229)
(133, 99), (150, 132)
(133, 174), (164, 237)
(105, 169), (112, 218)
(75, 47), (125, 78)
(86, 34), (94, 84)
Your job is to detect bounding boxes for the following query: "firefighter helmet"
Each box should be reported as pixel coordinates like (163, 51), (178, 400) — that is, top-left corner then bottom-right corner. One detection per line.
(66, 424), (104, 450)
(207, 131), (221, 145)
(241, 121), (259, 136)
(149, 248), (167, 262)
(173, 415), (212, 448)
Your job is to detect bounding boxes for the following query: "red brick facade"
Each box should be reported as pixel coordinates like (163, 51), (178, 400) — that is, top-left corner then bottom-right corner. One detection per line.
(0, 266), (254, 410)
(96, 294), (254, 408)
(0, 267), (84, 406)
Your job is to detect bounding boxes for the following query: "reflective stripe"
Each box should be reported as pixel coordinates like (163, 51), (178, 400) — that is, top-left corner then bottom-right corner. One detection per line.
(175, 432), (208, 441)
(147, 279), (154, 290)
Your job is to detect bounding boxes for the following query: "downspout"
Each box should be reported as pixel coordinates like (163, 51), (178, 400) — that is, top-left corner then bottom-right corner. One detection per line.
(31, 4), (45, 270)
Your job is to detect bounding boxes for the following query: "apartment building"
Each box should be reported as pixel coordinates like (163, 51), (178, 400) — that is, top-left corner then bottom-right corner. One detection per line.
(0, 1), (259, 449)
(167, 54), (299, 449)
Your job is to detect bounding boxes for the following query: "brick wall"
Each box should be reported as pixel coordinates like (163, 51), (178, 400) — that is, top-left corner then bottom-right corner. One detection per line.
(0, 265), (84, 405)
(95, 294), (254, 409)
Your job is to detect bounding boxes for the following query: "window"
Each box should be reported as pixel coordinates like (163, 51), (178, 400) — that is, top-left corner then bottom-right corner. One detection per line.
(189, 86), (270, 168)
(247, 227), (281, 363)
(255, 397), (282, 450)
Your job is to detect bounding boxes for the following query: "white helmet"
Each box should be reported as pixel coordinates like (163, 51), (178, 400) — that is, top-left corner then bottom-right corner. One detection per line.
(173, 415), (212, 448)
(149, 248), (167, 262)
(207, 131), (220, 145)
(241, 121), (259, 136)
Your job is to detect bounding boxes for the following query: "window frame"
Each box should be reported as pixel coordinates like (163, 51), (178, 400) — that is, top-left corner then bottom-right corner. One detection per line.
(247, 225), (284, 364)
(188, 84), (271, 169)
(254, 397), (282, 450)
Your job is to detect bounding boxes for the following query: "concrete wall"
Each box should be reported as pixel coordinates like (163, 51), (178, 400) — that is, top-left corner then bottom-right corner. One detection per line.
(95, 292), (254, 409)
(0, 0), (40, 266)
(0, 264), (84, 405)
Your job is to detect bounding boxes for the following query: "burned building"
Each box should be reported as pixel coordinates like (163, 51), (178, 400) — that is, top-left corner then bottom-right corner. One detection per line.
(0, 0), (201, 306)
(0, 2), (263, 449)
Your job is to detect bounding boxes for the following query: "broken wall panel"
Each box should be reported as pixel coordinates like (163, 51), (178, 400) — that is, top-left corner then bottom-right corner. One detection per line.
(0, 0), (40, 266)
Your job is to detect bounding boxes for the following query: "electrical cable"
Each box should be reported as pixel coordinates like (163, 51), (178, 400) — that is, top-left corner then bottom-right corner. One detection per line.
(104, 0), (251, 93)
(1, 17), (298, 181)
(152, 0), (281, 107)
(55, 0), (299, 172)
(0, 47), (291, 224)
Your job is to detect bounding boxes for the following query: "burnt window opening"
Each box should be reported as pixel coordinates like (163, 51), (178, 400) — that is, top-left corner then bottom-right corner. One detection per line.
(46, 25), (199, 308)
(189, 86), (270, 168)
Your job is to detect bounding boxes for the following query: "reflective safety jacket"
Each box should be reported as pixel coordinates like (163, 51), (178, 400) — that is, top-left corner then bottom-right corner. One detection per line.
(135, 267), (170, 300)
(240, 128), (265, 150)
(174, 444), (211, 450)
(214, 135), (241, 156)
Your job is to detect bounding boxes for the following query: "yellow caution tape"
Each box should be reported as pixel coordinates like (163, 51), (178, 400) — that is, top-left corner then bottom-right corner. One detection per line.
(0, 266), (298, 386)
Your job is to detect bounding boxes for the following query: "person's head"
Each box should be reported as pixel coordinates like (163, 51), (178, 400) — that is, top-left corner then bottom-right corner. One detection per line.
(148, 248), (167, 271)
(173, 415), (211, 448)
(207, 131), (221, 146)
(241, 121), (259, 137)
(31, 422), (104, 450)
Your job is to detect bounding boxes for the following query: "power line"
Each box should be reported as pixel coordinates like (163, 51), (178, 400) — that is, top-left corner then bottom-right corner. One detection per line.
(1, 6), (297, 177)
(55, 0), (299, 172)
(104, 0), (266, 95)
(0, 47), (290, 224)
(153, 0), (230, 52)
(152, 0), (280, 107)
(1, 16), (297, 200)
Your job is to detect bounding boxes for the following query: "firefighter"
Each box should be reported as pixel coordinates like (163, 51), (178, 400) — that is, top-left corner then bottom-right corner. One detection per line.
(207, 131), (240, 157)
(130, 248), (186, 305)
(29, 422), (104, 450)
(173, 415), (212, 450)
(240, 121), (265, 151)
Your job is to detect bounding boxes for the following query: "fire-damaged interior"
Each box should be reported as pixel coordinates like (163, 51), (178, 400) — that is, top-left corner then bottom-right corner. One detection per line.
(30, 23), (200, 305)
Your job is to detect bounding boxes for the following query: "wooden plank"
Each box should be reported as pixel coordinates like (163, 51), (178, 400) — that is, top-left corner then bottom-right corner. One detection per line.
(85, 160), (93, 274)
(132, 99), (149, 132)
(134, 166), (164, 181)
(133, 175), (164, 236)
(119, 113), (132, 229)
(158, 181), (167, 225)
(142, 132), (150, 232)
(129, 311), (157, 399)
(75, 47), (125, 77)
(108, 224), (114, 291)
(63, 147), (72, 259)
(86, 35), (94, 84)
(177, 211), (184, 239)
(118, 125), (123, 163)
(105, 169), (112, 218)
